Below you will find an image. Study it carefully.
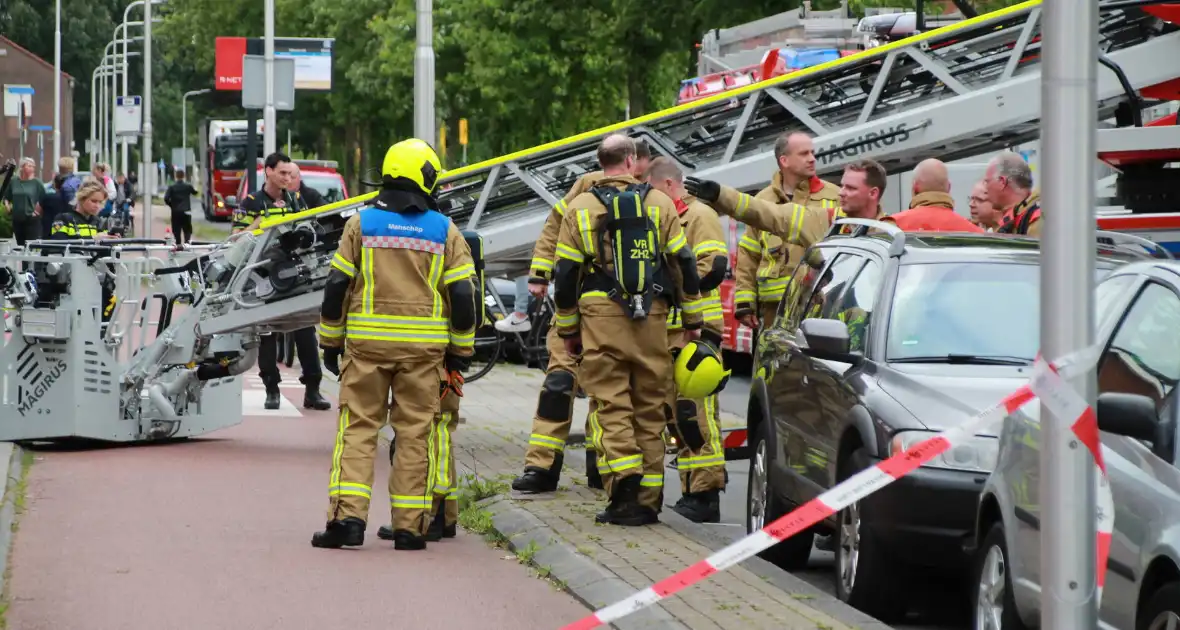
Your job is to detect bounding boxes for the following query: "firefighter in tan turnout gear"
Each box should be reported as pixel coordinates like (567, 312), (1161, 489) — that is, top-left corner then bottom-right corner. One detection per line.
(735, 132), (841, 334)
(553, 134), (705, 526)
(645, 157), (730, 523)
(313, 138), (478, 551)
(511, 141), (652, 494)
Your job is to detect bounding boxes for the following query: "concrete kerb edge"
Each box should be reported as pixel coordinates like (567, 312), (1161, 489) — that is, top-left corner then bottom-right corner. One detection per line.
(658, 509), (895, 630)
(0, 443), (25, 601)
(481, 496), (690, 630)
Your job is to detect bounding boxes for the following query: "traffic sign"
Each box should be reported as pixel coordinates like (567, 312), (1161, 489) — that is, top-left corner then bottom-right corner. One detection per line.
(115, 96), (142, 136)
(459, 118), (468, 146)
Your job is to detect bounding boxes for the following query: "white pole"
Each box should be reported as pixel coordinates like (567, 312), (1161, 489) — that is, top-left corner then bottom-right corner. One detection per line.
(120, 1), (144, 178)
(263, 0), (277, 156)
(89, 70), (98, 168)
(1039, 0), (1098, 626)
(99, 56), (107, 167)
(413, 0), (435, 143)
(53, 0), (62, 171)
(181, 89), (210, 181)
(142, 0), (153, 239)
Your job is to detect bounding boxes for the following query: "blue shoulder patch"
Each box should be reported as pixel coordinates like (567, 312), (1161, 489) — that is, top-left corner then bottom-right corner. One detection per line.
(359, 208), (449, 245)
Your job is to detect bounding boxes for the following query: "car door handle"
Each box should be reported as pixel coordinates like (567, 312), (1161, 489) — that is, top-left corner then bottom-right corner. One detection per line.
(802, 374), (809, 387)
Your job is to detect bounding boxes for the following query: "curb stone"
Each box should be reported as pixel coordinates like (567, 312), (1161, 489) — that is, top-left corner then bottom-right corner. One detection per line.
(659, 509), (895, 630)
(0, 443), (25, 601)
(482, 496), (689, 630)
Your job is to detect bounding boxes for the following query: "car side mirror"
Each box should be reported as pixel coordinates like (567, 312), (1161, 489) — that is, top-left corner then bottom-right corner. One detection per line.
(225, 195), (238, 208)
(1096, 392), (1174, 462)
(798, 318), (862, 365)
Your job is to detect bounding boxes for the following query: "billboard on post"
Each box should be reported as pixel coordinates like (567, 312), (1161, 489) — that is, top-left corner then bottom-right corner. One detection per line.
(214, 36), (334, 92)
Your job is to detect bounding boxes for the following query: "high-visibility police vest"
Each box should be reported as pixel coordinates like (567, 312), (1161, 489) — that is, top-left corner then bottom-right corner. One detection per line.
(232, 189), (302, 231)
(50, 212), (99, 238)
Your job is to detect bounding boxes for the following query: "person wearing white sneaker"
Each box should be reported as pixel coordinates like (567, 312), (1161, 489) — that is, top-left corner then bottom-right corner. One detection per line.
(494, 276), (535, 333)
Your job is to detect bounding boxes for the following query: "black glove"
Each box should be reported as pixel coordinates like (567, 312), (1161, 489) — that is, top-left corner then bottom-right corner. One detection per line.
(445, 353), (471, 373)
(684, 176), (721, 203)
(322, 346), (343, 376)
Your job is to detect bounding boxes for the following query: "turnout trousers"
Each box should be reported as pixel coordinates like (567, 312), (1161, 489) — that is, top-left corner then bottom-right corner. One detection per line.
(430, 390), (460, 527)
(521, 324), (584, 477)
(666, 329), (726, 493)
(580, 311), (671, 511)
(328, 351), (443, 536)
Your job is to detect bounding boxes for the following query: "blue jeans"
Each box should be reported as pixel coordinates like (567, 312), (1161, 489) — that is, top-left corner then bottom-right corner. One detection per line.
(513, 276), (531, 316)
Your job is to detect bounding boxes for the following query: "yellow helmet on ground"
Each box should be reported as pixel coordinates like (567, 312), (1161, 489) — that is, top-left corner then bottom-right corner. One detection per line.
(674, 340), (731, 399)
(382, 138), (442, 195)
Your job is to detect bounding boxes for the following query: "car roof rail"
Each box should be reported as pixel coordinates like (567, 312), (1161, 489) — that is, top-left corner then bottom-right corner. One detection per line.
(827, 218), (907, 257)
(1095, 230), (1174, 260)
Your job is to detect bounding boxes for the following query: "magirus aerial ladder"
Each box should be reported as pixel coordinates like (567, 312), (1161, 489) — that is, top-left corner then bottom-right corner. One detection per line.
(4, 0), (1179, 443)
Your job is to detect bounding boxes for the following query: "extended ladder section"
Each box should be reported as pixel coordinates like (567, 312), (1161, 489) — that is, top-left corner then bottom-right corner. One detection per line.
(189, 0), (1180, 340)
(425, 0), (1179, 268)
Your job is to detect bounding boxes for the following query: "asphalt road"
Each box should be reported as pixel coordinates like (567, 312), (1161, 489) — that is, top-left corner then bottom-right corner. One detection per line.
(666, 373), (971, 630)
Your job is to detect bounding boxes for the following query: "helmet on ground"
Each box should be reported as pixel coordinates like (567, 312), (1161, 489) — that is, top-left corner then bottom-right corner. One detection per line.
(381, 138), (442, 195)
(674, 340), (731, 399)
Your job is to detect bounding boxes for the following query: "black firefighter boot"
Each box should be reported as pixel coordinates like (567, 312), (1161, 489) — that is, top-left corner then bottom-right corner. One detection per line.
(511, 451), (563, 494)
(302, 375), (331, 411)
(311, 517), (365, 549)
(671, 489), (722, 524)
(263, 380), (282, 410)
(379, 506), (455, 542)
(594, 475), (656, 527)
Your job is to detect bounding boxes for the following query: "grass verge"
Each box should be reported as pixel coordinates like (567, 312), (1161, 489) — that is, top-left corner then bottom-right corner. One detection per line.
(0, 449), (34, 629)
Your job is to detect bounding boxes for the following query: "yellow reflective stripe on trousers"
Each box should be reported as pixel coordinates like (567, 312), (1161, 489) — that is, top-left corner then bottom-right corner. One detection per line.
(434, 413), (453, 495)
(329, 482), (373, 498)
(331, 252), (356, 278)
(329, 407), (349, 499)
(390, 495), (433, 508)
(596, 453), (642, 473)
(588, 403), (605, 459)
(529, 433), (565, 451)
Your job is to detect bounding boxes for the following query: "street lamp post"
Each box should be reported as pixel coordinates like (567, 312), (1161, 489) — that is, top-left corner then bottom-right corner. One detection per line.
(142, 0), (154, 239)
(263, 0), (277, 155)
(90, 65), (116, 167)
(182, 89), (211, 181)
(1039, 0), (1099, 625)
(414, 0), (435, 144)
(110, 21), (144, 175)
(53, 0), (62, 172)
(120, 0), (165, 180)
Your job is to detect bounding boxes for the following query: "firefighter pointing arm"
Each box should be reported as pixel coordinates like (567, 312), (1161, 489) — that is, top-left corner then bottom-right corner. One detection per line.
(685, 177), (830, 253)
(312, 138), (477, 552)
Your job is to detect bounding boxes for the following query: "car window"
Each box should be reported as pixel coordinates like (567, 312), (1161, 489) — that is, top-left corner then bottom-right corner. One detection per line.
(777, 246), (827, 330)
(824, 260), (881, 354)
(1095, 274), (1137, 332)
(1097, 282), (1180, 405)
(302, 174), (346, 203)
(803, 253), (865, 324)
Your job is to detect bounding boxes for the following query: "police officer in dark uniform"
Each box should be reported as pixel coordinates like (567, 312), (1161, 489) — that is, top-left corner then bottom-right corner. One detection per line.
(234, 152), (331, 411)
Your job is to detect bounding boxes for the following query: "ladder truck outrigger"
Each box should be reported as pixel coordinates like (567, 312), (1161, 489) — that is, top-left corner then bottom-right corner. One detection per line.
(2, 0), (1179, 446)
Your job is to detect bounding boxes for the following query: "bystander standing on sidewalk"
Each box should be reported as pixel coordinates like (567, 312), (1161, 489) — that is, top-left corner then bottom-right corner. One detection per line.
(164, 170), (197, 245)
(3, 158), (45, 245)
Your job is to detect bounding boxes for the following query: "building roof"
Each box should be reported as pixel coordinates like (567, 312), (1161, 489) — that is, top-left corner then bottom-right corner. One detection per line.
(0, 35), (75, 81)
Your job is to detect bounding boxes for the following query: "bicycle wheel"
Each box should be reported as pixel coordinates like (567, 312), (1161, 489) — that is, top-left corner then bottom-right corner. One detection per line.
(463, 283), (506, 384)
(524, 297), (553, 370)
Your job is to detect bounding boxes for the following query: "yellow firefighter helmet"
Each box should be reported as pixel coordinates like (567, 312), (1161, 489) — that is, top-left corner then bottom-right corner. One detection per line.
(674, 340), (731, 399)
(382, 138), (442, 195)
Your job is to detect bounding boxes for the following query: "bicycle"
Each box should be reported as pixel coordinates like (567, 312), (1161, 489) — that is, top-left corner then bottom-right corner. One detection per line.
(463, 282), (553, 383)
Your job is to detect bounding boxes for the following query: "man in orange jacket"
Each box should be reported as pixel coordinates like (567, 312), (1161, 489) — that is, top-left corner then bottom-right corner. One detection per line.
(883, 159), (983, 233)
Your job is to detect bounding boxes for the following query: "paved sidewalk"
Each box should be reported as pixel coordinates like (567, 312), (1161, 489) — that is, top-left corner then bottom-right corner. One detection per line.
(413, 365), (864, 630)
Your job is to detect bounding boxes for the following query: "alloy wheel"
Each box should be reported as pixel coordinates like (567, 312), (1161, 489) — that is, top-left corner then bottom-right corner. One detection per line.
(975, 544), (1006, 630)
(748, 439), (769, 532)
(838, 500), (861, 596)
(1148, 611), (1180, 630)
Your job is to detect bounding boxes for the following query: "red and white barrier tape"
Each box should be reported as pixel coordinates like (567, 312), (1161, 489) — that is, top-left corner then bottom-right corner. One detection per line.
(560, 347), (1112, 630)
